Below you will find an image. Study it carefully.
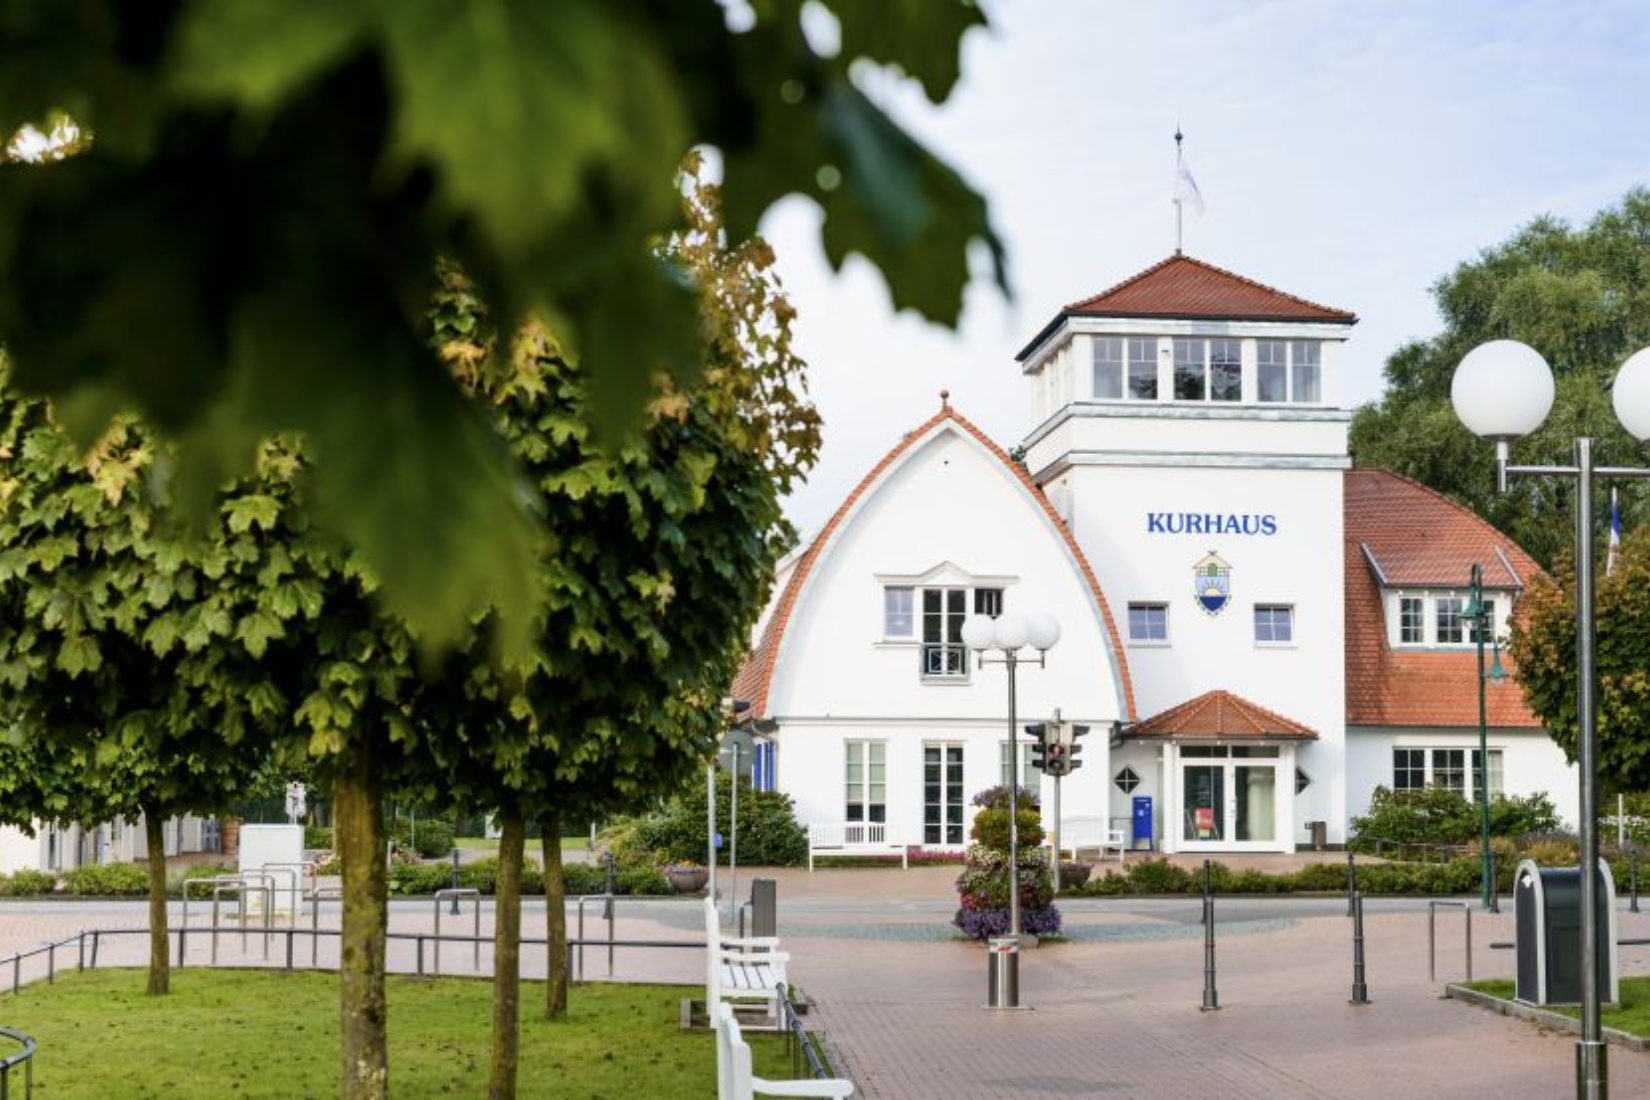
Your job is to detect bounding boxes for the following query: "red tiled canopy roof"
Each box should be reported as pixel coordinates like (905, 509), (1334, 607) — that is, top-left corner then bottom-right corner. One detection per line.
(1017, 254), (1357, 361)
(1124, 690), (1317, 742)
(1344, 468), (1543, 729)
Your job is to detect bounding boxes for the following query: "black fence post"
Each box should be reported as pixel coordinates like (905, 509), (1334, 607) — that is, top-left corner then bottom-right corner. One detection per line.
(1346, 851), (1356, 917)
(1350, 892), (1370, 1005)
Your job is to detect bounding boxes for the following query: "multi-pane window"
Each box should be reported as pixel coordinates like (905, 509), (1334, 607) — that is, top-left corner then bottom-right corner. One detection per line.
(924, 744), (965, 845)
(1092, 336), (1124, 400)
(845, 741), (887, 823)
(974, 588), (1003, 618)
(1127, 602), (1169, 643)
(1128, 338), (1158, 399)
(884, 586), (914, 638)
(1292, 341), (1322, 403)
(999, 739), (1038, 787)
(1435, 597), (1465, 644)
(1393, 748), (1426, 790)
(1392, 748), (1503, 797)
(1254, 604), (1294, 644)
(1172, 338), (1242, 402)
(1399, 597), (1425, 644)
(922, 588), (968, 677)
(1257, 340), (1322, 403)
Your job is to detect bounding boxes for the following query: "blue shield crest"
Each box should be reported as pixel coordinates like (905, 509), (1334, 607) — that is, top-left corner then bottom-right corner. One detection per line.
(1193, 552), (1231, 615)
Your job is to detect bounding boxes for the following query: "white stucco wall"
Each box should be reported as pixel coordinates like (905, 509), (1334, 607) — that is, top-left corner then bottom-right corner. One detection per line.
(766, 423), (1127, 848)
(1346, 726), (1580, 829)
(0, 827), (41, 874)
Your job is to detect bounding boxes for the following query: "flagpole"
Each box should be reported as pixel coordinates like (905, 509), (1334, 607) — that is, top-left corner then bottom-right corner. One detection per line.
(1174, 126), (1184, 254)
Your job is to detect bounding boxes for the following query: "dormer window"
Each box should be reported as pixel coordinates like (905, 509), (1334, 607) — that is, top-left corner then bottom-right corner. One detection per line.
(1389, 589), (1504, 648)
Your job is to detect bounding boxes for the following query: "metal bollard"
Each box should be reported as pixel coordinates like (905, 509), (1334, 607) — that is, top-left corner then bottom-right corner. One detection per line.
(1201, 893), (1219, 1011)
(1350, 892), (1370, 1004)
(985, 936), (1021, 1009)
(1488, 848), (1500, 914)
(1346, 851), (1356, 917)
(449, 849), (462, 915)
(1632, 855), (1641, 915)
(1200, 859), (1211, 925)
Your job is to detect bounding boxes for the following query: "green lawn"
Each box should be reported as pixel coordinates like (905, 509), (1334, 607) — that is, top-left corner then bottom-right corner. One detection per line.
(1, 970), (790, 1099)
(1464, 976), (1650, 1038)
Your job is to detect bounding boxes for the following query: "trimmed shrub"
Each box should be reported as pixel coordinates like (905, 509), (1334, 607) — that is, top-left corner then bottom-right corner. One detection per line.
(0, 869), (57, 897)
(63, 862), (147, 897)
(619, 770), (808, 868)
(561, 863), (608, 895)
(303, 826), (333, 850)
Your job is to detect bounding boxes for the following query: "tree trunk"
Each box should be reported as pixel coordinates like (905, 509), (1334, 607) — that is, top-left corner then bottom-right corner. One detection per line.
(541, 810), (567, 1019)
(143, 806), (170, 995)
(336, 744), (389, 1100)
(487, 807), (524, 1100)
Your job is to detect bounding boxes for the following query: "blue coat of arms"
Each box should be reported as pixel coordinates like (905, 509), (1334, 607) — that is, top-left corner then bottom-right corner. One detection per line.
(1193, 552), (1231, 615)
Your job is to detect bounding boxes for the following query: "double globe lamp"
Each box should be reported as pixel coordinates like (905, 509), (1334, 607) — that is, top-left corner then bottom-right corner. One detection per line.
(960, 609), (1060, 947)
(1452, 338), (1650, 1100)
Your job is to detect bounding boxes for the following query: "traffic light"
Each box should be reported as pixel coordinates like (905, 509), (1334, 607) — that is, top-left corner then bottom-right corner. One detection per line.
(1045, 740), (1069, 777)
(1025, 723), (1047, 772)
(1068, 723), (1089, 773)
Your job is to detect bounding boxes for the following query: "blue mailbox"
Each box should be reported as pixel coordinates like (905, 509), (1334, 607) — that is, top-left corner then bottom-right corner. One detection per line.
(1131, 795), (1153, 851)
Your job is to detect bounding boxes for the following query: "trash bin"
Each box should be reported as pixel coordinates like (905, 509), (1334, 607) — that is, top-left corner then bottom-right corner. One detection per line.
(1306, 821), (1327, 851)
(748, 878), (777, 939)
(986, 936), (1020, 1009)
(1514, 859), (1619, 1006)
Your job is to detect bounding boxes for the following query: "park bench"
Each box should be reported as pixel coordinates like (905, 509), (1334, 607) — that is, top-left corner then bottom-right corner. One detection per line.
(805, 822), (908, 871)
(706, 897), (790, 1029)
(1053, 816), (1127, 862)
(715, 1003), (855, 1100)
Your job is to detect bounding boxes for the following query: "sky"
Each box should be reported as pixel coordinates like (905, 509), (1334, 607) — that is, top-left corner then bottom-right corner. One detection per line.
(761, 0), (1650, 537)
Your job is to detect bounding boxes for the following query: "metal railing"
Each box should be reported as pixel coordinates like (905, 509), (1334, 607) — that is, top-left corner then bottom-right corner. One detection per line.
(774, 983), (833, 1081)
(0, 1025), (35, 1100)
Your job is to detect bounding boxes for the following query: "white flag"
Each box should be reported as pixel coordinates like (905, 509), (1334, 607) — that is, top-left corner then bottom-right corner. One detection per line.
(1175, 163), (1206, 215)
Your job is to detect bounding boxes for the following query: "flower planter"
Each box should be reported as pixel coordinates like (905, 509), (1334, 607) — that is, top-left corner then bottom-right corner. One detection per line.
(665, 867), (709, 894)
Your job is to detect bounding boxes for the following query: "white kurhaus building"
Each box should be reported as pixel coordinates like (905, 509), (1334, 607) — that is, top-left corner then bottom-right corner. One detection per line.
(740, 253), (1578, 855)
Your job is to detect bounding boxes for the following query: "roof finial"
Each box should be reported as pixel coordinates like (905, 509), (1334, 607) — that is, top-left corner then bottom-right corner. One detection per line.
(939, 388), (951, 409)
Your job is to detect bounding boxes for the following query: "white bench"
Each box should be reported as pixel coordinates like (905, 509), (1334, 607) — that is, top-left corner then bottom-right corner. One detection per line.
(806, 822), (908, 871)
(706, 897), (789, 1029)
(1053, 816), (1127, 862)
(716, 1003), (855, 1100)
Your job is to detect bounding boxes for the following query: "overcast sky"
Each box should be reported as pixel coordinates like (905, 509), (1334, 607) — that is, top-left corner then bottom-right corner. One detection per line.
(760, 0), (1650, 536)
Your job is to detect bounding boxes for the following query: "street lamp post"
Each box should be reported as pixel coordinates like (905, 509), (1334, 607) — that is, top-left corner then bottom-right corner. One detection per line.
(1464, 562), (1507, 910)
(1452, 339), (1650, 1100)
(961, 610), (1060, 938)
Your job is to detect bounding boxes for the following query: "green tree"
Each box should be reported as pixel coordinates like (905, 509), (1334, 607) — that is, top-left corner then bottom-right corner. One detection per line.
(0, 394), (284, 995)
(1350, 188), (1650, 567)
(1508, 527), (1650, 793)
(0, 1), (1001, 653)
(412, 156), (818, 1097)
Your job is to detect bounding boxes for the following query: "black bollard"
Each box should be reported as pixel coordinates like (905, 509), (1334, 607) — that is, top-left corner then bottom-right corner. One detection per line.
(1633, 855), (1641, 915)
(1346, 850), (1356, 917)
(1201, 892), (1219, 1011)
(1488, 848), (1499, 914)
(449, 848), (462, 915)
(1200, 858), (1211, 925)
(1349, 892), (1370, 1005)
(602, 852), (616, 921)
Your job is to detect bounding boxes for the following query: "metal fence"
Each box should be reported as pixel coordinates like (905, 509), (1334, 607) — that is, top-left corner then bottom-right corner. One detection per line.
(0, 1025), (34, 1100)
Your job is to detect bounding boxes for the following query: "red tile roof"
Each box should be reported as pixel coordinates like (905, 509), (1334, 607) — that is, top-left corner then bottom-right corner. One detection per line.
(1017, 254), (1357, 361)
(732, 398), (1137, 721)
(1344, 468), (1544, 729)
(1124, 689), (1317, 741)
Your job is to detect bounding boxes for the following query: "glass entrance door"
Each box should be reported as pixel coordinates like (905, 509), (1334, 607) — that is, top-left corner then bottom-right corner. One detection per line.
(1180, 748), (1283, 849)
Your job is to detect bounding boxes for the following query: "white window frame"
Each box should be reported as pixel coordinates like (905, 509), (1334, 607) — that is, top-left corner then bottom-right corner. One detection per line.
(1127, 602), (1170, 646)
(1257, 340), (1322, 404)
(1389, 590), (1506, 649)
(999, 739), (1038, 788)
(1092, 336), (1124, 400)
(924, 742), (966, 846)
(1172, 337), (1243, 403)
(883, 585), (915, 640)
(1392, 746), (1504, 798)
(1254, 603), (1294, 646)
(845, 740), (887, 824)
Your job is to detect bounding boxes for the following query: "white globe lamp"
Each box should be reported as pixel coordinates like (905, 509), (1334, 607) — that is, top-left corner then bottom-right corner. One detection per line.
(960, 614), (996, 652)
(1450, 339), (1555, 441)
(993, 610), (1029, 651)
(1025, 612), (1061, 652)
(1614, 348), (1650, 442)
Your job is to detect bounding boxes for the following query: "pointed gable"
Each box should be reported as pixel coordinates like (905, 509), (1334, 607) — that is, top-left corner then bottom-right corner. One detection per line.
(734, 401), (1136, 720)
(1017, 253), (1357, 362)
